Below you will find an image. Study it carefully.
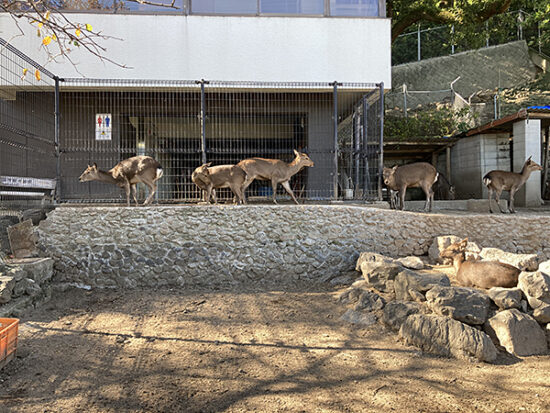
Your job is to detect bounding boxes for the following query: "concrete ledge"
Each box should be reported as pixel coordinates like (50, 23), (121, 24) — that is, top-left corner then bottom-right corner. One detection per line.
(396, 199), (508, 212)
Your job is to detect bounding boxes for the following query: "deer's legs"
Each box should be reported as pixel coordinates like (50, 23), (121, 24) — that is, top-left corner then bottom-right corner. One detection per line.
(211, 188), (218, 204)
(230, 184), (244, 205)
(398, 186), (407, 210)
(421, 182), (433, 212)
(494, 188), (507, 213)
(143, 181), (157, 206)
(487, 187), (494, 213)
(240, 175), (255, 203)
(131, 184), (138, 206)
(509, 188), (517, 213)
(271, 178), (279, 204)
(123, 180), (131, 207)
(281, 181), (299, 204)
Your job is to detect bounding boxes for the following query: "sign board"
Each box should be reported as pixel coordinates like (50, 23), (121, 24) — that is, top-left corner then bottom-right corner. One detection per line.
(95, 113), (112, 141)
(0, 175), (56, 189)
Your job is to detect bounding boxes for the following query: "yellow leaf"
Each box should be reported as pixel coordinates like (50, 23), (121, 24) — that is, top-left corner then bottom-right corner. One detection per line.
(38, 22), (43, 28)
(21, 68), (28, 80)
(35, 70), (41, 81)
(75, 28), (81, 37)
(52, 34), (57, 41)
(42, 36), (52, 46)
(85, 23), (93, 32)
(45, 11), (50, 20)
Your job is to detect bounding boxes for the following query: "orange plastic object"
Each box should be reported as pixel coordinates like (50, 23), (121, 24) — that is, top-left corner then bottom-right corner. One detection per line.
(0, 318), (19, 370)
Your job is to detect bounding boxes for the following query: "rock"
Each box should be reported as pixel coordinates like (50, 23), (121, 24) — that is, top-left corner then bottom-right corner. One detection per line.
(0, 295), (33, 317)
(359, 254), (402, 293)
(479, 248), (538, 272)
(394, 269), (451, 302)
(396, 256), (425, 270)
(426, 286), (491, 325)
(338, 288), (385, 311)
(340, 309), (377, 326)
(465, 241), (482, 261)
(399, 314), (497, 362)
(518, 271), (550, 309)
(487, 287), (523, 310)
(532, 304), (550, 324)
(428, 235), (461, 263)
(484, 309), (547, 356)
(546, 324), (550, 349)
(0, 276), (16, 304)
(356, 252), (393, 272)
(382, 301), (422, 331)
(539, 260), (550, 275)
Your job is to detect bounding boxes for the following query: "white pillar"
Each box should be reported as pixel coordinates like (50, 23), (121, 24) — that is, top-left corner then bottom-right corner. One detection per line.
(513, 119), (542, 207)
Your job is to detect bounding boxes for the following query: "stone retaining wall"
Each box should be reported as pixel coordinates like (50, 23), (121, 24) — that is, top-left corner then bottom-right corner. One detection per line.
(37, 205), (550, 289)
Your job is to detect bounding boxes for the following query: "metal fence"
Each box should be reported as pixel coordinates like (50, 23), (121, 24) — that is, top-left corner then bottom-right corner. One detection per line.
(0, 38), (59, 210)
(1, 39), (384, 206)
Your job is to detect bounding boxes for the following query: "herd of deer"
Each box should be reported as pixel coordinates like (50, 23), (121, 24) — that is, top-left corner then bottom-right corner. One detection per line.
(78, 153), (542, 214)
(77, 153), (542, 290)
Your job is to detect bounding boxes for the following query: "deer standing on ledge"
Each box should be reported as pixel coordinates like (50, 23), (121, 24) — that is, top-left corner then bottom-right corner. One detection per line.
(483, 156), (542, 213)
(440, 238), (520, 289)
(237, 150), (314, 204)
(191, 163), (246, 205)
(383, 162), (438, 212)
(79, 155), (163, 206)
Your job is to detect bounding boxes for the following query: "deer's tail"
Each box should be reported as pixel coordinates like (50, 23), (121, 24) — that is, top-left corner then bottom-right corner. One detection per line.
(155, 167), (164, 182)
(482, 174), (491, 187)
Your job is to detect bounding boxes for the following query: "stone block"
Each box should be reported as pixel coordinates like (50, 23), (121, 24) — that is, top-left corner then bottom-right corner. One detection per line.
(0, 276), (15, 304)
(518, 271), (550, 308)
(394, 269), (450, 302)
(484, 309), (547, 356)
(487, 287), (523, 310)
(359, 257), (402, 293)
(480, 248), (538, 272)
(382, 301), (422, 332)
(426, 286), (491, 325)
(396, 256), (425, 270)
(399, 314), (497, 362)
(340, 309), (377, 326)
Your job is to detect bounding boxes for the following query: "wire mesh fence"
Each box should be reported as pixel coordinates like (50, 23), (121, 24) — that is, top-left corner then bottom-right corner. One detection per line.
(0, 38), (58, 211)
(0, 39), (384, 206)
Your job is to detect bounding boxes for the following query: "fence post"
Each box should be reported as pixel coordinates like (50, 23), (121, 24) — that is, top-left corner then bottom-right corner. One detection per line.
(378, 82), (384, 201)
(198, 79), (208, 165)
(417, 24), (421, 61)
(54, 76), (61, 203)
(331, 81), (340, 200)
(451, 25), (455, 54)
(362, 95), (369, 200)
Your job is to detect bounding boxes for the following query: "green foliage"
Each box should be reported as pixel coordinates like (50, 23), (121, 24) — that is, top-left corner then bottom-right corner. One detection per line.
(385, 107), (473, 141)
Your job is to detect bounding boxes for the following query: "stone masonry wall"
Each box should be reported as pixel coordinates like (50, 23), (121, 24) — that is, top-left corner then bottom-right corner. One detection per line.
(37, 205), (550, 289)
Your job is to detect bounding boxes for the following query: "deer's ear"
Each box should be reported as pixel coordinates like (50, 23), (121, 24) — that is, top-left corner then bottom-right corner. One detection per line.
(293, 149), (300, 156)
(459, 238), (468, 247)
(93, 163), (98, 169)
(392, 165), (398, 171)
(527, 156), (532, 162)
(205, 162), (212, 167)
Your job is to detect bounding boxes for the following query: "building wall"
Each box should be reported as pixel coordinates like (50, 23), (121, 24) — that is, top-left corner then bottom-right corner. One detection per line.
(1, 14), (391, 85)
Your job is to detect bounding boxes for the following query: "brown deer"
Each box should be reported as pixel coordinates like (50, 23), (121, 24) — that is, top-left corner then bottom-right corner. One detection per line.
(483, 156), (542, 214)
(237, 150), (314, 204)
(191, 163), (246, 205)
(440, 238), (520, 289)
(383, 162), (438, 212)
(79, 155), (163, 206)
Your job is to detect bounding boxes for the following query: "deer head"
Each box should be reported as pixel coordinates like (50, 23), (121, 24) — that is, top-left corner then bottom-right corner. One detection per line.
(382, 165), (398, 187)
(523, 156), (543, 173)
(191, 163), (212, 180)
(439, 238), (468, 261)
(293, 149), (314, 167)
(79, 163), (99, 182)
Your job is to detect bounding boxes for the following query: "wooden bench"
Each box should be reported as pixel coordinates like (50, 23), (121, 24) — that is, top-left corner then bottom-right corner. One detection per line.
(0, 176), (56, 206)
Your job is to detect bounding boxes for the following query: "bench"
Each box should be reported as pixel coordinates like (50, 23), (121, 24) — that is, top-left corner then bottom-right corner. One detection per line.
(0, 176), (56, 206)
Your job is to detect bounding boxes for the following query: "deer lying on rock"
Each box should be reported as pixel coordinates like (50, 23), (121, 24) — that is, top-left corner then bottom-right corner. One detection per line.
(237, 150), (314, 204)
(383, 162), (438, 212)
(191, 163), (246, 205)
(439, 238), (520, 289)
(79, 155), (163, 206)
(483, 156), (542, 213)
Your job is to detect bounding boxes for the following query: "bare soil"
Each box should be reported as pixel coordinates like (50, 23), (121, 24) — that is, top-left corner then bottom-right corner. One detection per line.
(1, 284), (549, 413)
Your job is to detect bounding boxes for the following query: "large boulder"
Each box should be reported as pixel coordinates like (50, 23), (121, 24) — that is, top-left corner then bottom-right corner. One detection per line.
(394, 269), (451, 302)
(428, 235), (461, 263)
(518, 271), (550, 310)
(484, 309), (547, 356)
(340, 309), (377, 326)
(479, 248), (538, 272)
(546, 324), (550, 349)
(382, 301), (422, 332)
(425, 286), (491, 325)
(338, 287), (385, 312)
(396, 256), (425, 270)
(0, 276), (16, 304)
(532, 305), (550, 324)
(399, 314), (497, 362)
(358, 253), (402, 293)
(487, 287), (523, 310)
(539, 260), (550, 275)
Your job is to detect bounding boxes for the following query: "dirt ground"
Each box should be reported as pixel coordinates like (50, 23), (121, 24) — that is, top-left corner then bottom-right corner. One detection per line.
(1, 284), (550, 413)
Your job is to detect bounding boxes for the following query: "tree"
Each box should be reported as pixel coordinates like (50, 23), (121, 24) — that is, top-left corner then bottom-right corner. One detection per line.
(1, 0), (179, 69)
(388, 0), (514, 43)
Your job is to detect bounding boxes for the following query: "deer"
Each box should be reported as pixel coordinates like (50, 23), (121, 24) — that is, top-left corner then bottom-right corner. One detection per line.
(483, 156), (543, 214)
(237, 150), (314, 204)
(191, 163), (246, 205)
(79, 155), (163, 206)
(439, 238), (520, 289)
(383, 162), (438, 212)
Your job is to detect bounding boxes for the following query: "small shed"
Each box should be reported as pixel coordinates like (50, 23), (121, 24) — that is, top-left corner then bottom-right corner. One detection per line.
(442, 107), (550, 205)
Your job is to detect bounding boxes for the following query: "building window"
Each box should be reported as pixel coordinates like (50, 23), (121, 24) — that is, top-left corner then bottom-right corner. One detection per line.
(329, 0), (379, 17)
(260, 0), (324, 14)
(115, 0), (184, 12)
(49, 0), (184, 13)
(190, 0), (257, 14)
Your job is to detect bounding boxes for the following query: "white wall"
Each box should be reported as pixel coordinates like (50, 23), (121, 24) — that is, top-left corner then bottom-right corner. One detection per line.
(513, 119), (542, 207)
(0, 14), (391, 85)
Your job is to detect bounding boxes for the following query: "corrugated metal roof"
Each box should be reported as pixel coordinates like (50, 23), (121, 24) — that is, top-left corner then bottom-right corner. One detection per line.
(527, 105), (550, 112)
